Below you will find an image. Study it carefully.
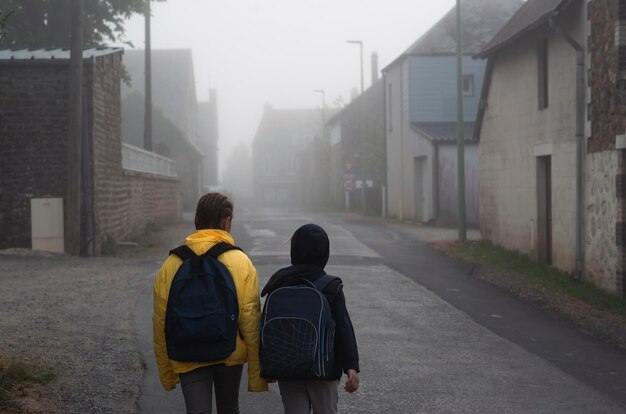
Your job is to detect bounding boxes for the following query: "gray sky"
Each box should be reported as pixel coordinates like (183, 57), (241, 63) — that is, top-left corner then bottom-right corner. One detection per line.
(123, 0), (456, 178)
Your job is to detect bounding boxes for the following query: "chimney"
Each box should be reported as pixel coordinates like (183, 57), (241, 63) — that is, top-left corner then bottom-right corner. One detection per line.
(371, 52), (379, 85)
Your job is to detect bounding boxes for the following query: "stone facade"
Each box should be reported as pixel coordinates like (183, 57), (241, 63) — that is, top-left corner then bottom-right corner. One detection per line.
(0, 50), (181, 254)
(588, 0), (626, 296)
(618, 152), (626, 296)
(585, 151), (619, 291)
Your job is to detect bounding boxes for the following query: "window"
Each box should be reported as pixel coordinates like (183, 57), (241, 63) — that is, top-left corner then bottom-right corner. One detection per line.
(537, 40), (549, 110)
(462, 75), (474, 96)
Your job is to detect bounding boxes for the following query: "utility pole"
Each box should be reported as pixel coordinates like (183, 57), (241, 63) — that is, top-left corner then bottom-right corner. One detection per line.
(456, 0), (467, 241)
(144, 0), (153, 151)
(66, 0), (84, 255)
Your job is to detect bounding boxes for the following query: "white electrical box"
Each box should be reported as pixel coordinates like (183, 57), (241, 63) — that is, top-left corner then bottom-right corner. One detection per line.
(31, 198), (65, 253)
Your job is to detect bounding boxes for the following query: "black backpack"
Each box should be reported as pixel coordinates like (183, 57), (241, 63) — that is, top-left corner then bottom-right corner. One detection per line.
(165, 242), (241, 362)
(260, 274), (340, 380)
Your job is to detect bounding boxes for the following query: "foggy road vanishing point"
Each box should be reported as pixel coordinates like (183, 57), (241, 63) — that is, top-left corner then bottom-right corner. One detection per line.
(134, 209), (626, 414)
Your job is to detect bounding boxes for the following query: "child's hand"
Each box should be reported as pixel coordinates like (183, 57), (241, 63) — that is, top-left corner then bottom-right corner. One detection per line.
(344, 369), (359, 393)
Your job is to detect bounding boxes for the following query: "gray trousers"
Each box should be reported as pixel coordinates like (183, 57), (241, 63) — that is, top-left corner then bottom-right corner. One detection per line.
(278, 380), (339, 414)
(179, 364), (244, 414)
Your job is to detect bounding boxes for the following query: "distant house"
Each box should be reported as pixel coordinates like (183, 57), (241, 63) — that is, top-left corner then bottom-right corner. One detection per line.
(0, 48), (180, 255)
(327, 75), (385, 214)
(252, 106), (323, 207)
(122, 49), (204, 210)
(383, 0), (523, 225)
(197, 89), (220, 188)
(475, 0), (625, 297)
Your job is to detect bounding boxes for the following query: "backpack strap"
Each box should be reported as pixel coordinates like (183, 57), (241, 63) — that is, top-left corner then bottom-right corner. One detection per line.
(205, 242), (243, 259)
(312, 274), (342, 295)
(169, 245), (196, 261)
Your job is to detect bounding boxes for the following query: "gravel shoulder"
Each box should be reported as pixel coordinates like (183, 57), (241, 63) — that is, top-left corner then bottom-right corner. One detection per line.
(0, 221), (192, 413)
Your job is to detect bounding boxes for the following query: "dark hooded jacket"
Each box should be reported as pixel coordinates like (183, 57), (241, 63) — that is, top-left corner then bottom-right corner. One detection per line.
(261, 224), (360, 380)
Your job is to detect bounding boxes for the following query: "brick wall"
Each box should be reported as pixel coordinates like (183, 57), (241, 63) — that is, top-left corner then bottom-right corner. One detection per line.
(588, 0), (624, 152)
(0, 54), (181, 254)
(0, 62), (69, 248)
(88, 52), (181, 253)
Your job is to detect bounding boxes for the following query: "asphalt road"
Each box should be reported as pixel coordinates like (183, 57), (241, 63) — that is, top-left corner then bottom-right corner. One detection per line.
(134, 208), (626, 413)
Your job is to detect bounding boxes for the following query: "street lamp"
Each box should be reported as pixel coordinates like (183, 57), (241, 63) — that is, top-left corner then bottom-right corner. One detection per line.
(455, 0), (467, 241)
(346, 40), (364, 94)
(313, 89), (325, 111)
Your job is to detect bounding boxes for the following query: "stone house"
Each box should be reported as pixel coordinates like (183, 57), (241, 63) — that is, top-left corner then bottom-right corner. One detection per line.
(252, 105), (323, 207)
(474, 0), (625, 296)
(0, 48), (181, 255)
(122, 49), (204, 210)
(382, 0), (523, 225)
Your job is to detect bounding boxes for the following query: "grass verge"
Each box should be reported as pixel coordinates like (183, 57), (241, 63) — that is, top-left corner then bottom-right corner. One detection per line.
(437, 240), (626, 349)
(0, 357), (55, 413)
(440, 240), (626, 318)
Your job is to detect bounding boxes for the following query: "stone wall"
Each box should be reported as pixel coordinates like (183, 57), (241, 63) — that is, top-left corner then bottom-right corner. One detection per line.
(585, 151), (620, 292)
(618, 152), (626, 296)
(89, 52), (181, 253)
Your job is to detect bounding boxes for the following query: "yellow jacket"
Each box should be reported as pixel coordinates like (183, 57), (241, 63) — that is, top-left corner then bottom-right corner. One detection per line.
(152, 229), (268, 392)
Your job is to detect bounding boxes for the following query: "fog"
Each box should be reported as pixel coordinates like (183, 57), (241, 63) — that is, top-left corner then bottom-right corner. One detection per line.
(121, 1), (456, 181)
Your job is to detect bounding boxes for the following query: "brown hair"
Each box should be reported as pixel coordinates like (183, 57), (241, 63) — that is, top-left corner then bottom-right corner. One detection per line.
(194, 193), (233, 230)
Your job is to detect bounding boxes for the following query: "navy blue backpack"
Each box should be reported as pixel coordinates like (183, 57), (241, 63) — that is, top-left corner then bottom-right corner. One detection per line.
(165, 242), (241, 362)
(260, 274), (340, 380)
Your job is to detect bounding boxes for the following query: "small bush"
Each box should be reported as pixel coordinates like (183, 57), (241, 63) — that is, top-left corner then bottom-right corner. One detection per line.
(143, 221), (162, 236)
(101, 233), (118, 255)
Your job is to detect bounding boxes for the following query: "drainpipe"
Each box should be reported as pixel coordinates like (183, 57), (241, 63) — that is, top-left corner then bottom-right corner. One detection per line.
(549, 17), (584, 280)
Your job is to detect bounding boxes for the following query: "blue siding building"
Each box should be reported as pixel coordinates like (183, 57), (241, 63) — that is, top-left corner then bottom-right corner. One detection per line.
(408, 56), (486, 123)
(382, 0), (523, 225)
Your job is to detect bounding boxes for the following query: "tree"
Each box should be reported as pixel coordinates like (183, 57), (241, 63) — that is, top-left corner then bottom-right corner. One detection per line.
(0, 0), (164, 49)
(0, 8), (12, 42)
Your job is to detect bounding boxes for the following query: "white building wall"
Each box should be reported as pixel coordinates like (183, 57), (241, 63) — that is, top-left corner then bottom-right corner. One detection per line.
(479, 27), (579, 272)
(385, 62), (405, 219)
(385, 61), (436, 222)
(403, 129), (435, 222)
(438, 144), (479, 226)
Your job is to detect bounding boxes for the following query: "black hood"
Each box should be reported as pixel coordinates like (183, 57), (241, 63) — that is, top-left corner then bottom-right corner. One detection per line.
(290, 223), (330, 268)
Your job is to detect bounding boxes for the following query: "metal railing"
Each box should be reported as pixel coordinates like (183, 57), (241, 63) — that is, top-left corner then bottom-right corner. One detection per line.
(121, 143), (177, 178)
